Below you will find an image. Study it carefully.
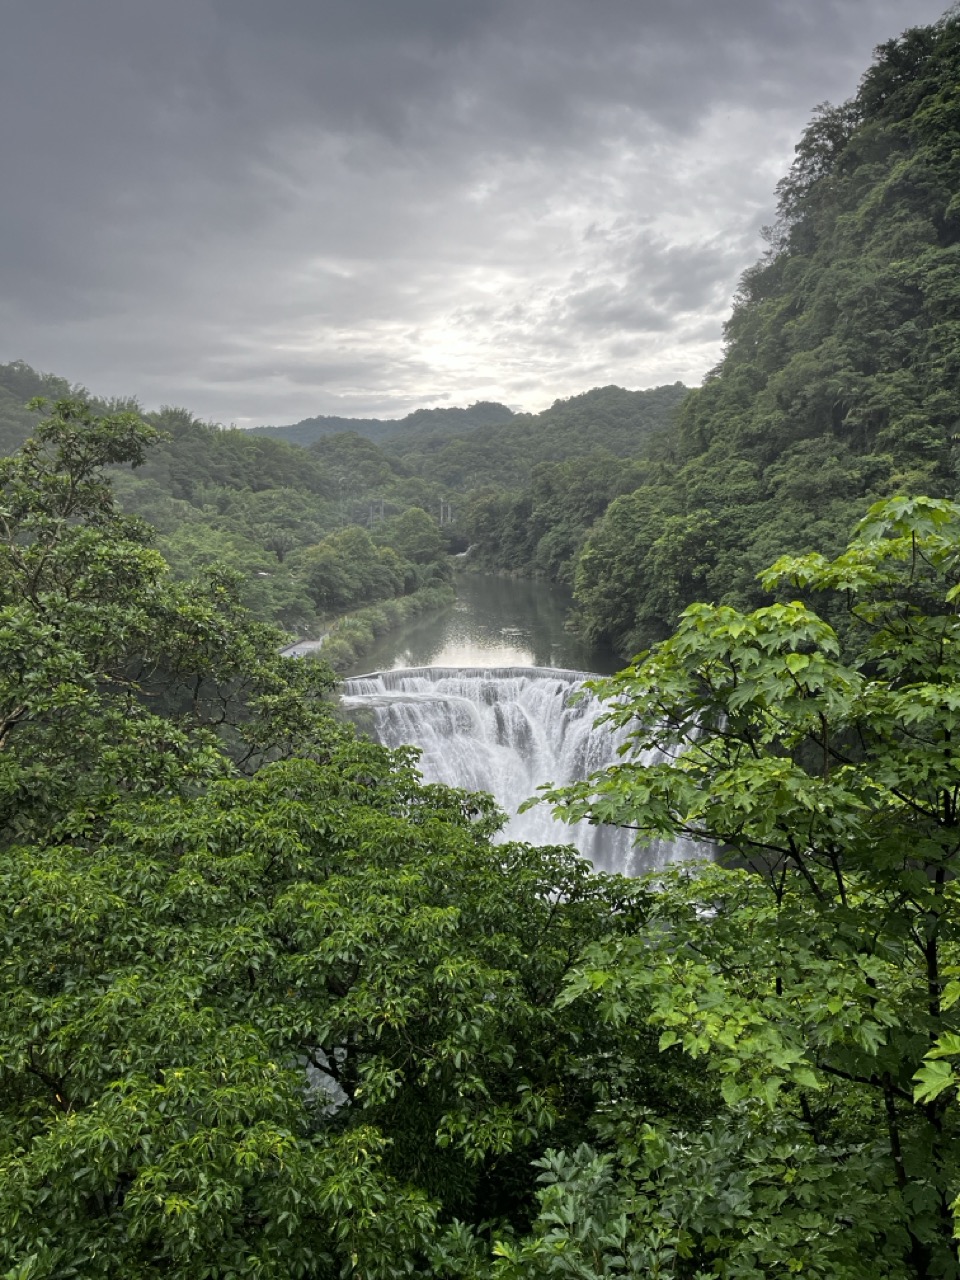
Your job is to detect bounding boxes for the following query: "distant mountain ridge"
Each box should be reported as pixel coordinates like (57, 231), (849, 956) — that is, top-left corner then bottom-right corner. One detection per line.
(0, 359), (693, 635)
(250, 400), (516, 447)
(386, 383), (689, 491)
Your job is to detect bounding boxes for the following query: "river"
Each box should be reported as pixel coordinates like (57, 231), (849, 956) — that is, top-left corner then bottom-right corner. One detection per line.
(341, 573), (624, 676)
(336, 574), (697, 876)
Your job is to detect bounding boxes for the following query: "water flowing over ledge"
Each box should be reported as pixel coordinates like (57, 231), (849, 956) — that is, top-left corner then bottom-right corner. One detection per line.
(340, 665), (698, 876)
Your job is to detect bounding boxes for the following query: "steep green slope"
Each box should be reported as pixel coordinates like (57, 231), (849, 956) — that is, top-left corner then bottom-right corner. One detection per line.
(416, 383), (687, 583)
(575, 11), (960, 655)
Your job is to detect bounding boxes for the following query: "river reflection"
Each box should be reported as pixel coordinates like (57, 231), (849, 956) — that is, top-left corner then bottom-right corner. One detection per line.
(343, 573), (625, 677)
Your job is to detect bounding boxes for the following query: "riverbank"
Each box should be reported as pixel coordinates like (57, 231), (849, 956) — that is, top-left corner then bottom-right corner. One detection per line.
(337, 572), (624, 677)
(295, 584), (457, 672)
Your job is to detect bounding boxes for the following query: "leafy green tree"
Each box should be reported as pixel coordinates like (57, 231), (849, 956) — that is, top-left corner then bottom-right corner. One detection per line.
(382, 506), (446, 565)
(536, 497), (960, 1278)
(0, 361), (73, 454)
(0, 398), (344, 848)
(0, 400), (640, 1278)
(572, 484), (687, 651)
(300, 525), (405, 614)
(1, 746), (634, 1278)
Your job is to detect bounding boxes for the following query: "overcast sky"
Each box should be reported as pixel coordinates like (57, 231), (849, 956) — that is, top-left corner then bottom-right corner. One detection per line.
(0, 1), (949, 425)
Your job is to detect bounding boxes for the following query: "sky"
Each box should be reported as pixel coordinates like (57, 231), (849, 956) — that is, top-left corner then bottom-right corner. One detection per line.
(0, 1), (950, 426)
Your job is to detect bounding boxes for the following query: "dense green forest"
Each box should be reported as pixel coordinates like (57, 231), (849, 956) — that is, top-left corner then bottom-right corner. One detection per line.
(385, 383), (687, 490)
(5, 400), (960, 1278)
(390, 384), (688, 585)
(272, 382), (688, 592)
(0, 362), (686, 649)
(569, 11), (960, 654)
(5, 10), (960, 1277)
(0, 363), (457, 659)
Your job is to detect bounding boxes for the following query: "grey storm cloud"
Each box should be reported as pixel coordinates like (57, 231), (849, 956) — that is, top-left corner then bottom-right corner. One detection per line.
(0, 0), (951, 423)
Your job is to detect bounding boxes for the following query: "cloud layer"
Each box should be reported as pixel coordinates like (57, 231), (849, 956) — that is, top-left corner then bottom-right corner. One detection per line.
(0, 0), (949, 423)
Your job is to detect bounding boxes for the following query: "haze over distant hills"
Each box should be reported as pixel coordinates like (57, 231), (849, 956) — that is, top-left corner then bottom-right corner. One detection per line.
(0, 360), (691, 640)
(249, 401), (516, 447)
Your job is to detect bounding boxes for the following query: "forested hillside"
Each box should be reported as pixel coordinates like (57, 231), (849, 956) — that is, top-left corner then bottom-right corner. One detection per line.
(251, 399), (515, 447)
(385, 382), (688, 585)
(573, 12), (960, 654)
(0, 363), (455, 653)
(0, 362), (689, 642)
(388, 382), (687, 490)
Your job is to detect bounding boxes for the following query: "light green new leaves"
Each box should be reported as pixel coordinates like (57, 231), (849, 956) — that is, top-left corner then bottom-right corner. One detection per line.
(543, 497), (960, 1270)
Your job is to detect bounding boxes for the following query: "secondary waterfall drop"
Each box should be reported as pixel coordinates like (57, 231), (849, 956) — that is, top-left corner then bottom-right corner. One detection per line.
(340, 665), (696, 876)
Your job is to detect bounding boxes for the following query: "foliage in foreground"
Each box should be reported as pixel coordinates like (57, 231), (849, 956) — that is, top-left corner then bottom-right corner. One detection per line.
(0, 402), (644, 1277)
(538, 495), (960, 1278)
(5, 401), (960, 1279)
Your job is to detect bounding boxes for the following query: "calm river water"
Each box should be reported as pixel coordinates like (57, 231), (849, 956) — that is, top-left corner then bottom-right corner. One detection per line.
(343, 573), (625, 677)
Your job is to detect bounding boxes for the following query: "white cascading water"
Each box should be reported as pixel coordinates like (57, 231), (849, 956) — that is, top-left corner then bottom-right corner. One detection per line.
(340, 665), (699, 876)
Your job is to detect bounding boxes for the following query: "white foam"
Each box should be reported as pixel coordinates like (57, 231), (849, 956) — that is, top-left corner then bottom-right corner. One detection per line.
(341, 666), (699, 876)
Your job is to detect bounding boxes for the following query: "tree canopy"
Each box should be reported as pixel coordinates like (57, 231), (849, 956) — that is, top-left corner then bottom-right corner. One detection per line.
(573, 10), (960, 654)
(6, 404), (960, 1278)
(536, 495), (960, 1278)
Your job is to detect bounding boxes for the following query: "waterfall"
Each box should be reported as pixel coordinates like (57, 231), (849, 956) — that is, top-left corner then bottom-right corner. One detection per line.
(340, 665), (699, 876)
